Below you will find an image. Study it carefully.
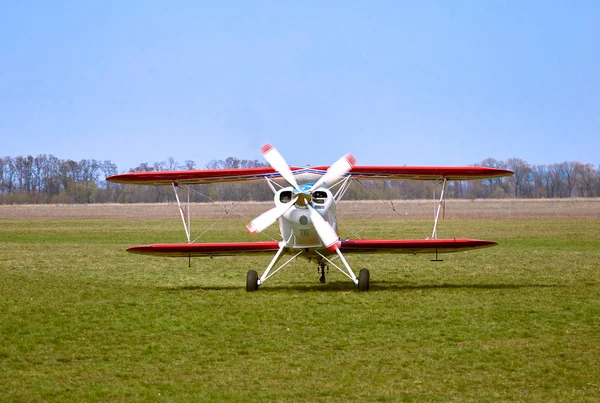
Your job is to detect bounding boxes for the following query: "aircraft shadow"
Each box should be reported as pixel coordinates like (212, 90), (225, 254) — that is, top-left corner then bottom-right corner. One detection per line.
(158, 282), (564, 293)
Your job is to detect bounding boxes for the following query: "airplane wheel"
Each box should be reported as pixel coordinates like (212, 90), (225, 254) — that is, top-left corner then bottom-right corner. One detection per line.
(246, 270), (259, 292)
(358, 269), (370, 292)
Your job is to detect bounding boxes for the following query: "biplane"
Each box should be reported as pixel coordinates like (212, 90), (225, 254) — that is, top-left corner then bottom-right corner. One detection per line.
(107, 144), (513, 292)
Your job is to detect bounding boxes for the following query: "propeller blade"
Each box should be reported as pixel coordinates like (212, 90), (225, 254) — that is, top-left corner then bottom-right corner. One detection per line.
(261, 144), (300, 190)
(310, 153), (356, 191)
(308, 205), (340, 252)
(247, 198), (298, 234)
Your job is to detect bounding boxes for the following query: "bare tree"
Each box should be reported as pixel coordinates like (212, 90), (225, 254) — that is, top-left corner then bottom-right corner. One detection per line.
(166, 156), (179, 171)
(532, 165), (548, 198)
(99, 160), (118, 179)
(130, 162), (154, 172)
(3, 152), (600, 203)
(3, 157), (15, 194)
(43, 155), (61, 198)
(0, 158), (6, 199)
(574, 163), (597, 197)
(80, 159), (100, 203)
(183, 160), (196, 170)
(547, 164), (565, 198)
(506, 158), (532, 197)
(560, 162), (577, 197)
(153, 161), (166, 171)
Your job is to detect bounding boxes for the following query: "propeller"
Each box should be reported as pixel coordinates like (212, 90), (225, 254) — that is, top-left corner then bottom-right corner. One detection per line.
(310, 153), (355, 191)
(261, 144), (300, 190)
(246, 197), (298, 234)
(245, 144), (302, 234)
(307, 205), (341, 252)
(247, 144), (354, 250)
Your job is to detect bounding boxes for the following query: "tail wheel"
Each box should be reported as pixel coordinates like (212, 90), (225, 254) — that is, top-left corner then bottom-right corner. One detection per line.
(246, 270), (259, 292)
(358, 268), (370, 292)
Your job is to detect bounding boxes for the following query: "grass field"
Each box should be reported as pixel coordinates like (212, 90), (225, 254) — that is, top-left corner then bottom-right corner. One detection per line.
(1, 199), (599, 401)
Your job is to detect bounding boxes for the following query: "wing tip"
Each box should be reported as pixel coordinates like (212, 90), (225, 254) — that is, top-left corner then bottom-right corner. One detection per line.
(126, 245), (148, 254)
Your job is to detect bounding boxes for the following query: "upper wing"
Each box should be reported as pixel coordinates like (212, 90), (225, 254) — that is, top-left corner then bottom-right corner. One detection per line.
(339, 238), (497, 254)
(126, 242), (281, 257)
(344, 166), (513, 181)
(107, 167), (282, 185)
(107, 165), (512, 186)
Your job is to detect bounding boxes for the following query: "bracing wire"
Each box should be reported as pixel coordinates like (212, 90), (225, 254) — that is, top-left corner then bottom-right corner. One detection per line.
(341, 179), (445, 239)
(178, 184), (281, 242)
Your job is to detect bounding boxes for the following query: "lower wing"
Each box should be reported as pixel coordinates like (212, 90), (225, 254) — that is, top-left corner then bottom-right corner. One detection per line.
(126, 242), (281, 257)
(339, 239), (497, 254)
(125, 238), (496, 258)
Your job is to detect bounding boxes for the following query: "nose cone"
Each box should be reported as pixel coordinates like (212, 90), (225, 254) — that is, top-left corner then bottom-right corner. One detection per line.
(294, 192), (311, 206)
(293, 183), (314, 206)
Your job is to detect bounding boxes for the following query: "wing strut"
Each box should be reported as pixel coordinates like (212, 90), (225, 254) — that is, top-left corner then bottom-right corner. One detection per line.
(264, 176), (283, 195)
(331, 175), (353, 203)
(431, 178), (447, 240)
(315, 249), (358, 284)
(256, 234), (303, 287)
(258, 245), (303, 286)
(172, 182), (191, 243)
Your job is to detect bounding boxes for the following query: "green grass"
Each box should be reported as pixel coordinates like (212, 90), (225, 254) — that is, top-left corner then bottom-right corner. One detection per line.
(1, 216), (599, 401)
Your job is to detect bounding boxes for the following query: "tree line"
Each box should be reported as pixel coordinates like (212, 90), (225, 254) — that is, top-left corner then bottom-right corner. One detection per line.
(0, 154), (598, 204)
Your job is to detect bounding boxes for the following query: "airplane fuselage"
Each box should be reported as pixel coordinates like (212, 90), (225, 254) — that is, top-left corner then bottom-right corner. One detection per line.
(274, 185), (338, 249)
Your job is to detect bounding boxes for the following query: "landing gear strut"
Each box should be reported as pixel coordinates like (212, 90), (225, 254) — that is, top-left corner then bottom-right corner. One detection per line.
(318, 263), (328, 283)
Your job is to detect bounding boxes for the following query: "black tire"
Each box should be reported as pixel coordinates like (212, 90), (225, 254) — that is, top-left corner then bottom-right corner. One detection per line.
(246, 270), (259, 292)
(358, 268), (370, 292)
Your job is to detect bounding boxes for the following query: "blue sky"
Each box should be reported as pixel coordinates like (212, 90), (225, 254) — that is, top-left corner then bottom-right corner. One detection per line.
(1, 1), (599, 172)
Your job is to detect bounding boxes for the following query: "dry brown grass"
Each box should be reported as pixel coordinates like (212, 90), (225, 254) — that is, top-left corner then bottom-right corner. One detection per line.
(0, 198), (599, 221)
(339, 198), (600, 220)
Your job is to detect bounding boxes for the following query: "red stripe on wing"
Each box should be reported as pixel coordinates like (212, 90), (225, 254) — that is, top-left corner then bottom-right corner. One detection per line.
(340, 239), (497, 254)
(107, 167), (282, 185)
(126, 242), (281, 257)
(107, 165), (512, 185)
(325, 166), (512, 181)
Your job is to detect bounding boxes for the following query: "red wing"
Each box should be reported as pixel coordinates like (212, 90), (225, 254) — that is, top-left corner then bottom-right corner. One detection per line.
(126, 242), (281, 257)
(107, 167), (285, 185)
(342, 166), (513, 181)
(107, 165), (512, 185)
(126, 239), (496, 257)
(339, 238), (497, 254)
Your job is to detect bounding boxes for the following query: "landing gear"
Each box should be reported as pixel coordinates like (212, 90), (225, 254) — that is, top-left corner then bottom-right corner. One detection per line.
(318, 263), (327, 283)
(246, 270), (259, 292)
(358, 268), (370, 292)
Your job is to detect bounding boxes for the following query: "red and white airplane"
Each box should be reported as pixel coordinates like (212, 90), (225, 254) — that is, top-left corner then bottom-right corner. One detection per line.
(107, 144), (513, 292)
